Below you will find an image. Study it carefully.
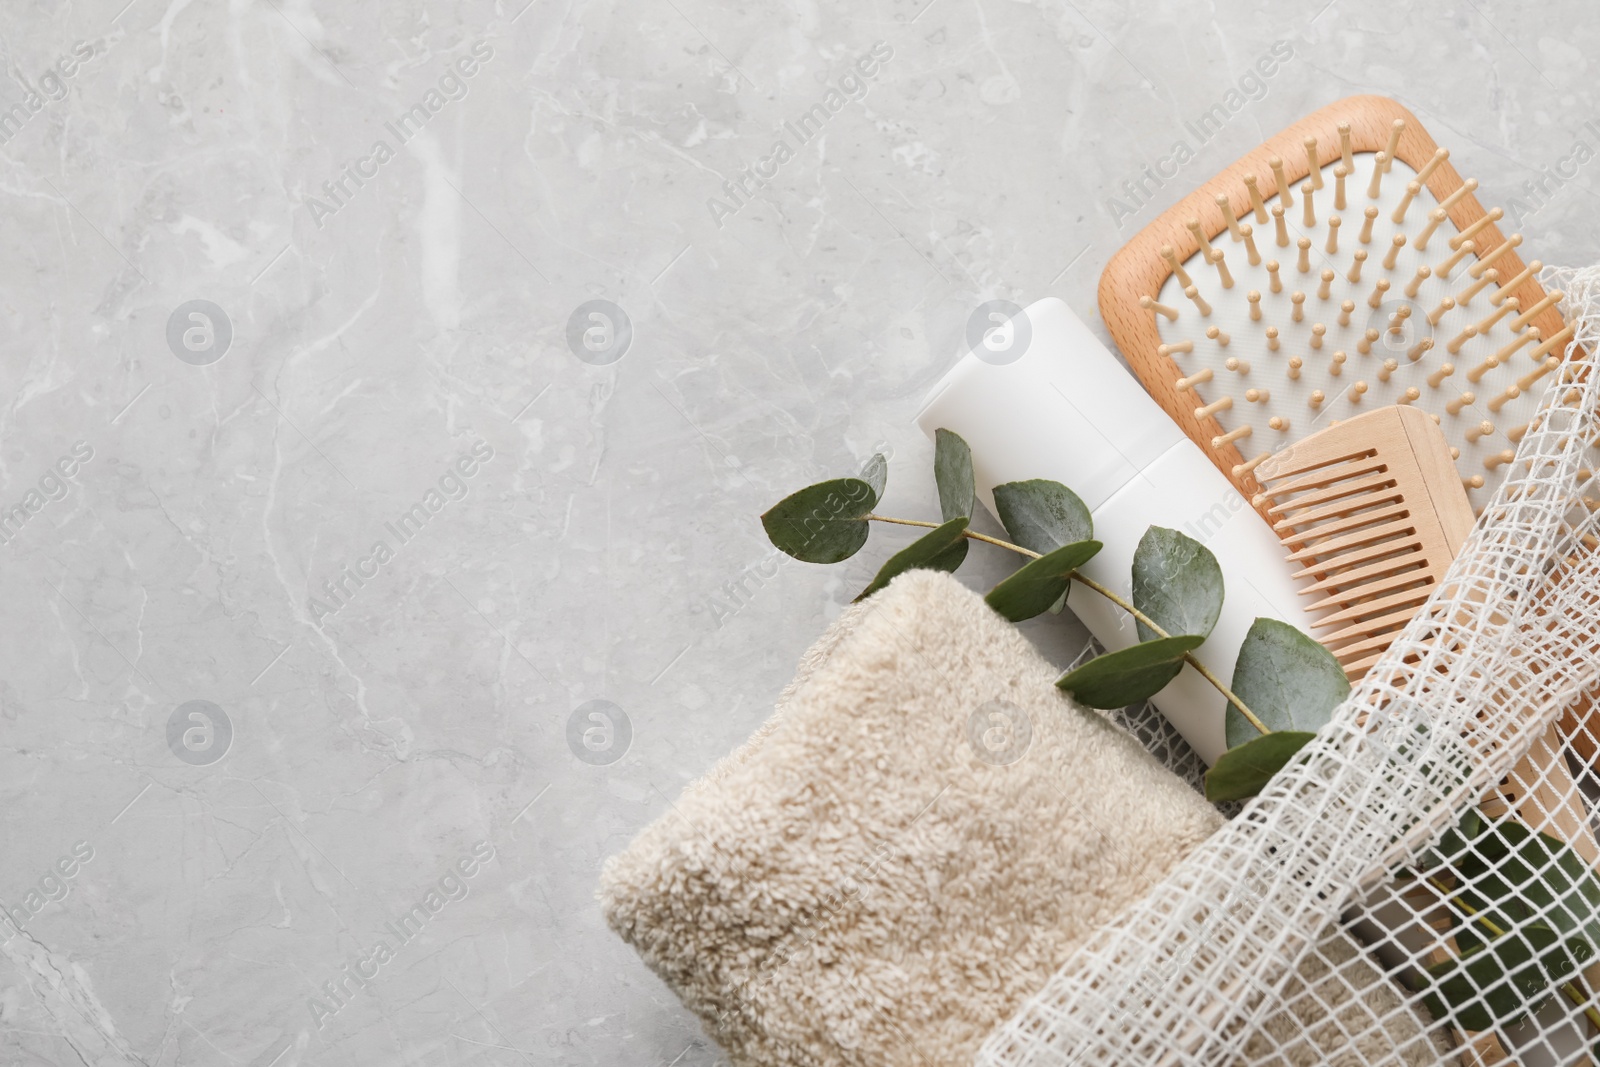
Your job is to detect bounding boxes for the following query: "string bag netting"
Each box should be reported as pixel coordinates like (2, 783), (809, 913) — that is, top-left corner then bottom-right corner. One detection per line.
(977, 264), (1600, 1067)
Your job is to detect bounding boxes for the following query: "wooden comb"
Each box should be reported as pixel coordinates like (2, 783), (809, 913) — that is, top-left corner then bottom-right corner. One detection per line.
(1099, 96), (1576, 524)
(1257, 406), (1598, 1064)
(1255, 404), (1472, 679)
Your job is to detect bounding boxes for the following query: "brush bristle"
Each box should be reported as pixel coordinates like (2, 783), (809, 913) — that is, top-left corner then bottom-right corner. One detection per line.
(1150, 148), (1569, 515)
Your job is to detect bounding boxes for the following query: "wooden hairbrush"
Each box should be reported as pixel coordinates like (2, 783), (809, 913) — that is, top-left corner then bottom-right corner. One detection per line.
(1099, 96), (1576, 522)
(1256, 405), (1599, 1064)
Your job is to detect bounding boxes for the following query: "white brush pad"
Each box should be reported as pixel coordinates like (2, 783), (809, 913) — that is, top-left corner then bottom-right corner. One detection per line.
(1157, 153), (1552, 511)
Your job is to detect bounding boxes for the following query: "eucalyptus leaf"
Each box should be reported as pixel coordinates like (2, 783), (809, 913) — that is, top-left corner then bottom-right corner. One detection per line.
(1451, 911), (1594, 993)
(1432, 814), (1600, 954)
(1502, 836), (1600, 952)
(993, 479), (1093, 554)
(1203, 731), (1315, 803)
(1423, 808), (1486, 871)
(854, 517), (970, 601)
(859, 453), (888, 504)
(1413, 809), (1600, 1036)
(933, 430), (976, 522)
(1055, 634), (1203, 709)
(1421, 931), (1561, 1032)
(1446, 882), (1521, 953)
(925, 538), (970, 574)
(1223, 618), (1350, 749)
(1442, 815), (1532, 877)
(761, 478), (876, 564)
(1132, 527), (1224, 642)
(984, 540), (1102, 622)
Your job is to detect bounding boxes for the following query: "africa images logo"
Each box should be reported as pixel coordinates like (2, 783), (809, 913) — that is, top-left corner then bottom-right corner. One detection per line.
(306, 841), (497, 1030)
(705, 41), (894, 228)
(0, 441), (93, 549)
(0, 40), (102, 146)
(302, 40), (495, 229)
(308, 441), (495, 625)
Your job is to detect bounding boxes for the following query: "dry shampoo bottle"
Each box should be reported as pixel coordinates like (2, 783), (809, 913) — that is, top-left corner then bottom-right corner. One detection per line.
(916, 297), (1319, 764)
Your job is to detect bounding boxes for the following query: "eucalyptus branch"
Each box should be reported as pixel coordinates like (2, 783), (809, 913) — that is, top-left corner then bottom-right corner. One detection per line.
(1067, 569), (1269, 735)
(865, 515), (1026, 555)
(1425, 876), (1600, 1035)
(1425, 874), (1511, 939)
(864, 514), (1269, 736)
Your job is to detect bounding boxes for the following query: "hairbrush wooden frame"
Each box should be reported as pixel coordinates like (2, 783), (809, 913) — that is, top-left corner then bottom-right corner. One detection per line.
(1098, 95), (1570, 515)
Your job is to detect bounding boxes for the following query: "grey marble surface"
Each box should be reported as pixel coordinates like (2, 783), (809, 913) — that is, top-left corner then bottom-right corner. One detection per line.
(1, 1), (1597, 1064)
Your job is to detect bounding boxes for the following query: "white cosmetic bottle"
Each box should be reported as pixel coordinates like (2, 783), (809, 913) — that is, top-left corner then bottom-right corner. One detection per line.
(915, 297), (1320, 764)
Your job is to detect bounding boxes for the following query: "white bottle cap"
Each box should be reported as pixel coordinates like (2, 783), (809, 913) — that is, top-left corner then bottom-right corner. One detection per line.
(915, 298), (1186, 513)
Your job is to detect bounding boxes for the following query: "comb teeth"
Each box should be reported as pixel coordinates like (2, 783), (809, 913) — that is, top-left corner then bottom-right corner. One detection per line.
(1280, 465), (1399, 505)
(1255, 405), (1476, 680)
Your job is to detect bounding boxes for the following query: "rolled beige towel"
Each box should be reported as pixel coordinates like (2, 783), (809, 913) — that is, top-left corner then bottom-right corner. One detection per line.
(599, 570), (1440, 1065)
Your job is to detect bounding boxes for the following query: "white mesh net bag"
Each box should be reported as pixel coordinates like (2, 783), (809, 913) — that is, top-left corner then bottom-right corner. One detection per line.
(976, 264), (1600, 1067)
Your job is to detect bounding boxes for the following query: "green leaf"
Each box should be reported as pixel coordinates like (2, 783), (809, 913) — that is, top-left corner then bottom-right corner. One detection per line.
(1055, 634), (1204, 709)
(762, 478), (876, 564)
(1450, 909), (1595, 986)
(1415, 810), (1600, 1034)
(1426, 808), (1487, 870)
(854, 517), (970, 601)
(1421, 934), (1558, 1032)
(933, 430), (975, 523)
(859, 453), (888, 504)
(1420, 808), (1494, 885)
(1476, 820), (1600, 951)
(925, 538), (970, 574)
(1203, 731), (1316, 802)
(984, 540), (1102, 622)
(993, 479), (1093, 554)
(1224, 618), (1350, 749)
(1132, 527), (1224, 642)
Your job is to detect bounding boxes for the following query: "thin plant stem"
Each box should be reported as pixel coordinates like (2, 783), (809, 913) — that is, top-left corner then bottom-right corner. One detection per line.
(1069, 571), (1266, 735)
(866, 514), (1027, 555)
(865, 514), (1269, 736)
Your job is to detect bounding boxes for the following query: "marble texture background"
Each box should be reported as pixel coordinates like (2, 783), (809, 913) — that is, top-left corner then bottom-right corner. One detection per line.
(0, 0), (1596, 1063)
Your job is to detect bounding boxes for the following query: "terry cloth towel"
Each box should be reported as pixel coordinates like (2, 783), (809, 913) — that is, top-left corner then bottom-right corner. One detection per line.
(599, 570), (1440, 1066)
